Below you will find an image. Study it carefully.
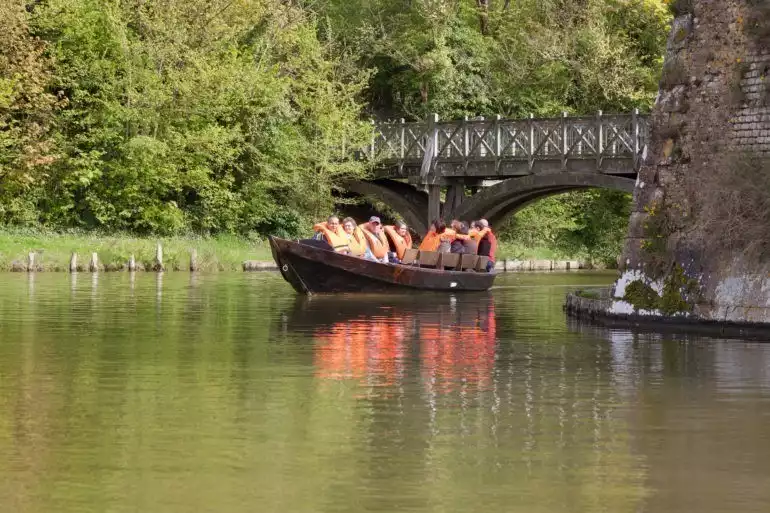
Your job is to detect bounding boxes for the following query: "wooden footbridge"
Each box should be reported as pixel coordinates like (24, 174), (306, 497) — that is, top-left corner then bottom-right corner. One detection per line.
(346, 111), (649, 235)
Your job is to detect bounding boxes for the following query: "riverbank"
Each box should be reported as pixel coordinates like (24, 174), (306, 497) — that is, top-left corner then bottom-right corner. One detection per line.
(0, 231), (272, 272)
(564, 288), (770, 340)
(0, 231), (601, 272)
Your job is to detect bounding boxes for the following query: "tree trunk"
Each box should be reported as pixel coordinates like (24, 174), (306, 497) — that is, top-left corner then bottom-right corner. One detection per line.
(476, 0), (489, 35)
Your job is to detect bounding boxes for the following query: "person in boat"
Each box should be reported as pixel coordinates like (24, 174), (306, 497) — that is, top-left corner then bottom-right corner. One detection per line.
(474, 219), (497, 272)
(436, 221), (456, 253)
(313, 215), (350, 253)
(450, 222), (476, 254)
(341, 217), (368, 257)
(384, 221), (413, 262)
(361, 216), (390, 263)
(418, 219), (445, 252)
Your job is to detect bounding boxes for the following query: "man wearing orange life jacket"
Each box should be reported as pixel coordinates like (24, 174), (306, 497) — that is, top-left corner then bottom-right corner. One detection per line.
(383, 221), (413, 261)
(313, 215), (350, 253)
(361, 216), (390, 263)
(341, 217), (368, 257)
(473, 219), (497, 271)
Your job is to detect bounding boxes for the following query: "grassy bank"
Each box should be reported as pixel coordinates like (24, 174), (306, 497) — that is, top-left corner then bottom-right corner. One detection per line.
(0, 231), (272, 272)
(0, 230), (603, 272)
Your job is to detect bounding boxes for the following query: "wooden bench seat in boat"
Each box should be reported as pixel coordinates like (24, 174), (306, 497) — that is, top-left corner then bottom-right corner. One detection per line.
(438, 252), (460, 270)
(418, 250), (439, 268)
(402, 248), (419, 265)
(459, 254), (478, 271)
(476, 255), (489, 272)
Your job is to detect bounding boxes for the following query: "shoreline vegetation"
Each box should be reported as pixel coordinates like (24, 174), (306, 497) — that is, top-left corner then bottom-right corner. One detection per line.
(1, 1), (670, 269)
(0, 231), (608, 272)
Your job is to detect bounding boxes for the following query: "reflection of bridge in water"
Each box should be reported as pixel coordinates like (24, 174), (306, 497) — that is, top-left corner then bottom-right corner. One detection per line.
(347, 111), (648, 234)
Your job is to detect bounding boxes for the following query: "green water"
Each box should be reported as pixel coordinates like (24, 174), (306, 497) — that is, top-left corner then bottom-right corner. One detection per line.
(1, 272), (770, 513)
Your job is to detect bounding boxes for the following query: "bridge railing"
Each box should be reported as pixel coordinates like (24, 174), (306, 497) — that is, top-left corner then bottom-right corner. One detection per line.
(363, 111), (649, 171)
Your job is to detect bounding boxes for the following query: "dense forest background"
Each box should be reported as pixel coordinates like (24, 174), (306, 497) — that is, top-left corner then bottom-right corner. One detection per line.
(1, 0), (671, 264)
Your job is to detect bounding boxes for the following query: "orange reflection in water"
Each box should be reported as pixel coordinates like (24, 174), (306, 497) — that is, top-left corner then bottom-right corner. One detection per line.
(420, 304), (496, 394)
(313, 301), (496, 396)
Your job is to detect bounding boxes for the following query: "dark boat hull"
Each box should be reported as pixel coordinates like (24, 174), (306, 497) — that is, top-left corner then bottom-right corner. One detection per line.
(269, 236), (496, 294)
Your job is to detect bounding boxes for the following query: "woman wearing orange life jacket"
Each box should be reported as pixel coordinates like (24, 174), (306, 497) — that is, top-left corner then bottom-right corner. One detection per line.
(383, 221), (413, 261)
(361, 216), (390, 263)
(418, 219), (455, 253)
(312, 215), (350, 253)
(341, 217), (368, 257)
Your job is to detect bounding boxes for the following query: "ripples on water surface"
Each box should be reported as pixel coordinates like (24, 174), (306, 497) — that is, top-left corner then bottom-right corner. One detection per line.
(1, 272), (770, 512)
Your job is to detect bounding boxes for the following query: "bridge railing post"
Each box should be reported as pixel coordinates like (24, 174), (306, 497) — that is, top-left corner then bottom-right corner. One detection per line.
(528, 113), (535, 171)
(632, 108), (640, 169)
(430, 113), (439, 160)
(596, 110), (603, 171)
(561, 111), (568, 170)
(463, 116), (469, 172)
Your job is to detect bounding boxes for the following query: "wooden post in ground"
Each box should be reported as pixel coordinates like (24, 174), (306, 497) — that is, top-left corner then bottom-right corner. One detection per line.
(27, 252), (36, 272)
(128, 254), (136, 272)
(155, 242), (164, 272)
(69, 253), (78, 272)
(89, 253), (98, 272)
(190, 249), (198, 272)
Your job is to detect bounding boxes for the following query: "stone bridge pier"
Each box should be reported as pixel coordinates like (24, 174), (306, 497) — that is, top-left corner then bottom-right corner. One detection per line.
(345, 173), (636, 237)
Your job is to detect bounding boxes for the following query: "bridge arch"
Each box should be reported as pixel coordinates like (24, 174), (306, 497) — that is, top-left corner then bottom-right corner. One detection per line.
(455, 173), (635, 227)
(342, 179), (429, 235)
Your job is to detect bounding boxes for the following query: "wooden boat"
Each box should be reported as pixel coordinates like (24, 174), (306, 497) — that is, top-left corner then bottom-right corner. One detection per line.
(269, 236), (497, 294)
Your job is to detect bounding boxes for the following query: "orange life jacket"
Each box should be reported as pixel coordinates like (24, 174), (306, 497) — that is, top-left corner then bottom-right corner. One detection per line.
(361, 222), (389, 259)
(384, 225), (413, 260)
(313, 222), (350, 253)
(348, 226), (368, 257)
(439, 228), (456, 243)
(419, 231), (440, 252)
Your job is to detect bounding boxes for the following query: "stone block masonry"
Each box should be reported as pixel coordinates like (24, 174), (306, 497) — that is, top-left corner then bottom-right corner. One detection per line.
(615, 0), (770, 324)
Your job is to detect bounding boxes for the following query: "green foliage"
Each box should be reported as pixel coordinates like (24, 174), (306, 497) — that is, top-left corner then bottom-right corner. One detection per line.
(576, 289), (602, 300)
(320, 0), (670, 119)
(1, 0), (670, 246)
(623, 279), (660, 310)
(2, 0), (370, 236)
(498, 190), (632, 266)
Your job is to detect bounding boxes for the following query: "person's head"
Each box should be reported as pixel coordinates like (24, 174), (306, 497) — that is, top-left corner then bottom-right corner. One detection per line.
(368, 216), (382, 233)
(327, 215), (340, 231)
(457, 222), (469, 235)
(450, 219), (461, 231)
(395, 221), (408, 237)
(342, 217), (356, 234)
(479, 218), (489, 229)
(471, 220), (481, 230)
(430, 219), (446, 235)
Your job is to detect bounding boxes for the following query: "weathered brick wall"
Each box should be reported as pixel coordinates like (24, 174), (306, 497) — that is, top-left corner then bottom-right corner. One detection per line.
(731, 49), (770, 154)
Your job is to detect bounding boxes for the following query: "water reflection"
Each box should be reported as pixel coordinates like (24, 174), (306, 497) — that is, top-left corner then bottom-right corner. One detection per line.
(296, 294), (496, 396)
(2, 273), (770, 512)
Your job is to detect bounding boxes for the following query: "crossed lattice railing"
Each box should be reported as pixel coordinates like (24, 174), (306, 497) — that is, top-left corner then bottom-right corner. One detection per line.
(362, 111), (649, 172)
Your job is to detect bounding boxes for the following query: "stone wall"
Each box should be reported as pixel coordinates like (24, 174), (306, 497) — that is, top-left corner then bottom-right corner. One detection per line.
(617, 0), (770, 323)
(731, 48), (770, 154)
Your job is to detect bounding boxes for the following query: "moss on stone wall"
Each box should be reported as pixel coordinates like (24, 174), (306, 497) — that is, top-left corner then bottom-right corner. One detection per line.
(624, 280), (660, 310)
(623, 264), (700, 315)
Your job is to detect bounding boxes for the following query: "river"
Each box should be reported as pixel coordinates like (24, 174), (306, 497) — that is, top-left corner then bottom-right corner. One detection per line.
(1, 271), (769, 512)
